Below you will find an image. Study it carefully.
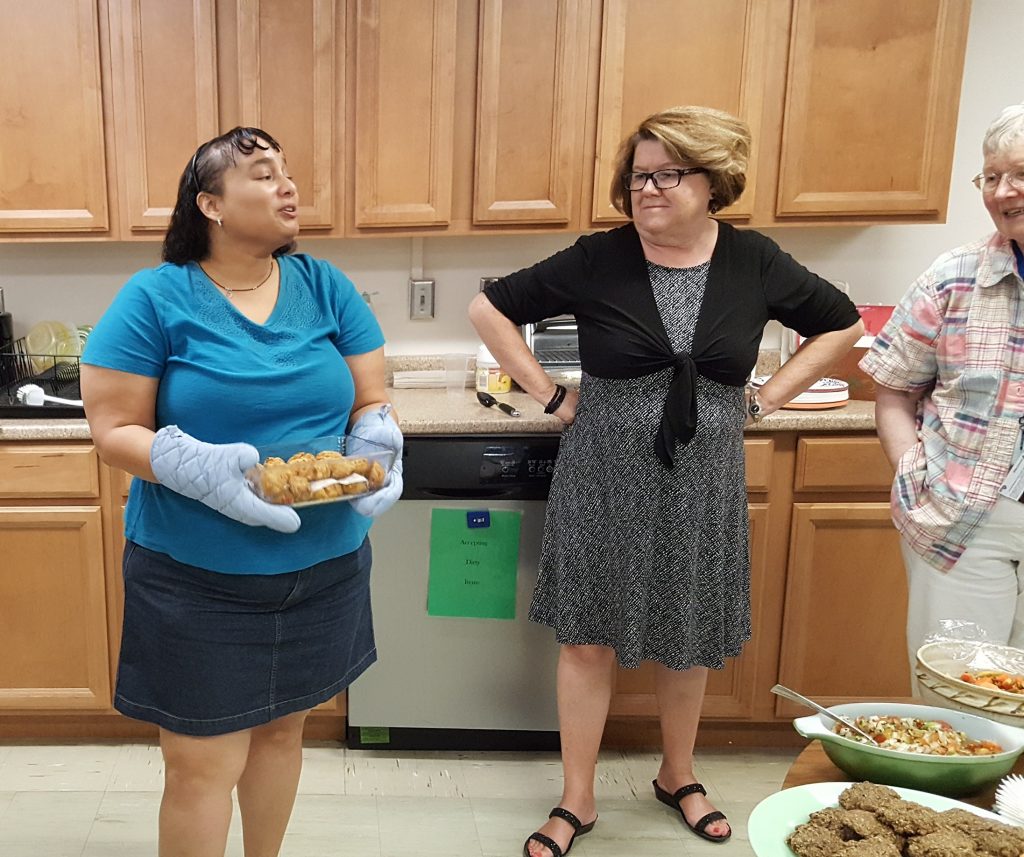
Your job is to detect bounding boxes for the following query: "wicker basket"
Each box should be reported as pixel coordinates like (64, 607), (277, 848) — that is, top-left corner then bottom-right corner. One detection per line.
(916, 641), (1024, 727)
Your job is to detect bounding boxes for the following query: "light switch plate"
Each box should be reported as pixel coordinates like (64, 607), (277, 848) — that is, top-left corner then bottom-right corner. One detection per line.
(409, 278), (434, 319)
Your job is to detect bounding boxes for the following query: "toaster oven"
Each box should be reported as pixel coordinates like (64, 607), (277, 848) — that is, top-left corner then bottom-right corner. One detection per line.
(522, 315), (579, 371)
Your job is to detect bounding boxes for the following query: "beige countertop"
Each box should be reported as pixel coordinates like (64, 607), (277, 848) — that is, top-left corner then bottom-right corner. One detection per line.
(0, 391), (876, 441)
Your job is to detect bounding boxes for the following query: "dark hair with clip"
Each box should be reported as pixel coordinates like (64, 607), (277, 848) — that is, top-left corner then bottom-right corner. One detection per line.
(162, 127), (296, 264)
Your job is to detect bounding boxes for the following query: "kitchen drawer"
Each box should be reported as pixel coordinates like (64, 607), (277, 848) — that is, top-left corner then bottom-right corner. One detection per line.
(744, 438), (773, 492)
(794, 437), (892, 493)
(0, 444), (100, 498)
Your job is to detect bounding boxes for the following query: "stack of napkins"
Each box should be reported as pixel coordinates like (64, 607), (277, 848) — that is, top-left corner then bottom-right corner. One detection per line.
(392, 369), (473, 389)
(392, 370), (447, 388)
(996, 774), (1024, 826)
(749, 375), (849, 410)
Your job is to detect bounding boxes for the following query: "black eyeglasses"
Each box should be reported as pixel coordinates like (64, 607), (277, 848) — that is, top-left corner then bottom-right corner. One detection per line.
(622, 167), (707, 191)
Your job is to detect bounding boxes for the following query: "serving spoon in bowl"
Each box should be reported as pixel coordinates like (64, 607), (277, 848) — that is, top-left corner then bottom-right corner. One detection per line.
(770, 684), (879, 744)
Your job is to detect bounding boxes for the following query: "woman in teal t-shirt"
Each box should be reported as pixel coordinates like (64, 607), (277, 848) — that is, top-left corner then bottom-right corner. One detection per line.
(81, 127), (403, 857)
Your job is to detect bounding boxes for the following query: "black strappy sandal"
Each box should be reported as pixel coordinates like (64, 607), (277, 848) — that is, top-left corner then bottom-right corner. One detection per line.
(522, 806), (597, 857)
(653, 779), (731, 844)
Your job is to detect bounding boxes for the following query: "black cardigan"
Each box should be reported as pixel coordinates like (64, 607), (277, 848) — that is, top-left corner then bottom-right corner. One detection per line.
(484, 222), (860, 468)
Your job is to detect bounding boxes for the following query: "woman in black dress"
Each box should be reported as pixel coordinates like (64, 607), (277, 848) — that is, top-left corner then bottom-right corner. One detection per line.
(470, 106), (863, 857)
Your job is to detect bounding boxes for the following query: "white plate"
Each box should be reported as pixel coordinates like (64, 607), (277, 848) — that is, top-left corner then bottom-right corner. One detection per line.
(747, 782), (1002, 857)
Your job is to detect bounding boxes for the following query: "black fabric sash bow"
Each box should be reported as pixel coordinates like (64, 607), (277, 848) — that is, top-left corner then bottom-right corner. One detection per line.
(655, 353), (699, 469)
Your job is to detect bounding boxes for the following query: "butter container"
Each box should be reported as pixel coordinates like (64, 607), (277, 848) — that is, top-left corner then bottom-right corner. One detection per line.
(246, 434), (394, 508)
(475, 343), (511, 394)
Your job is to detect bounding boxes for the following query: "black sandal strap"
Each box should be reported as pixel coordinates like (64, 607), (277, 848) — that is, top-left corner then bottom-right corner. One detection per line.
(526, 831), (563, 857)
(548, 807), (584, 831)
(672, 782), (707, 801)
(694, 810), (728, 833)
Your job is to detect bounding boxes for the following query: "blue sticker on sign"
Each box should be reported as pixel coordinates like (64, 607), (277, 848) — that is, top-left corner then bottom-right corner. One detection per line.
(466, 510), (490, 528)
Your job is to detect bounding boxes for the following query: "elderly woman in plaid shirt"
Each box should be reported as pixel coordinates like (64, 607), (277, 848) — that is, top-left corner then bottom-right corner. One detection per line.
(862, 103), (1024, 678)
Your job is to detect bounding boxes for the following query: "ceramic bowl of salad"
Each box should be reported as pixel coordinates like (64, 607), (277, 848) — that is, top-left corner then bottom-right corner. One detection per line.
(916, 640), (1024, 727)
(793, 701), (1024, 797)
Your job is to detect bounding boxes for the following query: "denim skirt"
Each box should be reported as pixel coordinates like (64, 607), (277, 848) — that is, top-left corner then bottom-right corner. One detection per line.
(115, 539), (376, 736)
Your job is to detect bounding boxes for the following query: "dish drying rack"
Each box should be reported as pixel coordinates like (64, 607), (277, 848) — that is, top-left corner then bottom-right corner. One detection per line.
(0, 336), (84, 418)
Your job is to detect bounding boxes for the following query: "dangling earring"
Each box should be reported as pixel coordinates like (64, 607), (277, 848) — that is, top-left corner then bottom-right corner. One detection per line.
(217, 218), (223, 227)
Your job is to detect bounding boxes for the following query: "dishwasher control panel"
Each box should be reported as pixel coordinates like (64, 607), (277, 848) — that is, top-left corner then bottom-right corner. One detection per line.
(401, 436), (561, 501)
(479, 444), (557, 484)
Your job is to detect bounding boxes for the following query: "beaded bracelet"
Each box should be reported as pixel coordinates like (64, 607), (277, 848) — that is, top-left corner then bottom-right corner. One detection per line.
(543, 384), (567, 414)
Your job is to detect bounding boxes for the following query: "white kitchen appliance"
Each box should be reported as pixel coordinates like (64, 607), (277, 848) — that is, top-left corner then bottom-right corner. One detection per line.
(347, 434), (562, 750)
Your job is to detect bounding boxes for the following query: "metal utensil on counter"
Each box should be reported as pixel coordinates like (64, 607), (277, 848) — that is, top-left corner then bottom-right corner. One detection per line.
(770, 684), (878, 744)
(476, 390), (520, 417)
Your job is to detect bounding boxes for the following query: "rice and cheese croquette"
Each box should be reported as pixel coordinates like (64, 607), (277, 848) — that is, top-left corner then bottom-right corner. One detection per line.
(255, 449), (386, 504)
(785, 783), (1024, 857)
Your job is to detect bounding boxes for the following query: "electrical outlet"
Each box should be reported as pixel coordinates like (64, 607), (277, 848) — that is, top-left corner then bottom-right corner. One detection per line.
(409, 278), (434, 319)
(480, 277), (500, 292)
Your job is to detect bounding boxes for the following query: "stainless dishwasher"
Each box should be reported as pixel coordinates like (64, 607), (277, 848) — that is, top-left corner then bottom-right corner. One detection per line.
(347, 434), (562, 750)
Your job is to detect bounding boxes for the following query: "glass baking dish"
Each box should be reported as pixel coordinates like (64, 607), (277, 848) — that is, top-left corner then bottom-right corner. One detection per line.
(246, 434), (394, 508)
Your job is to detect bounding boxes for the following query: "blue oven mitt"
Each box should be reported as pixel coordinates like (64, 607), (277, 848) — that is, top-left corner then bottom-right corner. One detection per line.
(348, 404), (404, 518)
(150, 425), (301, 533)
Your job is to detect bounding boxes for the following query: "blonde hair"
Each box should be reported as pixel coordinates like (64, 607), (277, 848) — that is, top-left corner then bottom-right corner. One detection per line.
(982, 103), (1024, 158)
(610, 106), (751, 218)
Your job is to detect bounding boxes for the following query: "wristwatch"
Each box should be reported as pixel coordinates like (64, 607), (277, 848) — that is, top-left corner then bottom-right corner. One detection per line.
(747, 390), (764, 423)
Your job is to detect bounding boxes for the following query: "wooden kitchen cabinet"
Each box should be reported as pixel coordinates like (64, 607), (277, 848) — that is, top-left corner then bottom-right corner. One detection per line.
(775, 435), (910, 714)
(350, 0), (460, 229)
(587, 0), (783, 226)
(472, 0), (590, 226)
(608, 503), (775, 720)
(773, 0), (970, 220)
(776, 503), (909, 707)
(349, 0), (592, 234)
(0, 0), (111, 233)
(0, 428), (908, 742)
(0, 0), (974, 240)
(219, 0), (342, 231)
(607, 431), (907, 733)
(0, 445), (110, 710)
(107, 0), (219, 234)
(110, 0), (342, 236)
(607, 437), (794, 722)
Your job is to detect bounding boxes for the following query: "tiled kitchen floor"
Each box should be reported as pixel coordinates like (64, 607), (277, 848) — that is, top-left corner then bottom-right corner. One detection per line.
(0, 742), (799, 856)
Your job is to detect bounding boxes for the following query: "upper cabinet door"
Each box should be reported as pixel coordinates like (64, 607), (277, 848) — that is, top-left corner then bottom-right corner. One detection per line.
(235, 0), (339, 230)
(353, 0), (458, 227)
(775, 0), (970, 218)
(110, 0), (219, 233)
(590, 0), (774, 225)
(0, 0), (109, 232)
(473, 0), (589, 225)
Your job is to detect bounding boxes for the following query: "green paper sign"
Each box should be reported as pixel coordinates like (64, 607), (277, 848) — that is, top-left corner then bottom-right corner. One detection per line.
(427, 508), (522, 619)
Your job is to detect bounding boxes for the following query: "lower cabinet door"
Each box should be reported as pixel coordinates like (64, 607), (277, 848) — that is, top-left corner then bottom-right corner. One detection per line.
(608, 504), (771, 720)
(0, 506), (111, 709)
(776, 502), (910, 714)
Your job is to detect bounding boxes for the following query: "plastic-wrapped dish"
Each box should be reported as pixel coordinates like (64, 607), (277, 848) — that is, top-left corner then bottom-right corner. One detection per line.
(246, 434), (394, 508)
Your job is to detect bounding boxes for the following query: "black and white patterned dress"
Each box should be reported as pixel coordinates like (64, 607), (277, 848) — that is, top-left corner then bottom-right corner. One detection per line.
(529, 260), (752, 670)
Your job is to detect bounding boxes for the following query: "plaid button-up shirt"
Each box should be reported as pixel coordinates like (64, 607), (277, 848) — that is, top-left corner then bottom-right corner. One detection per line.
(860, 232), (1024, 571)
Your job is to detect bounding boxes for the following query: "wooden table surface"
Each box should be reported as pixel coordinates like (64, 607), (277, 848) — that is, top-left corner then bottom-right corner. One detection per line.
(782, 741), (1024, 810)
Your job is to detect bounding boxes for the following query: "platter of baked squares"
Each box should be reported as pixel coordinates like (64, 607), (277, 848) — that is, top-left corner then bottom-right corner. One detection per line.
(246, 434), (394, 508)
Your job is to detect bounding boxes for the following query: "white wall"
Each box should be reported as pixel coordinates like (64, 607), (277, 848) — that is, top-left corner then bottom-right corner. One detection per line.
(0, 0), (1019, 355)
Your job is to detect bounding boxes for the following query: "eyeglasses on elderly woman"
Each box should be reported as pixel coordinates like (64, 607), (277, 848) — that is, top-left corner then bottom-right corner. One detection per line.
(972, 167), (1024, 194)
(622, 167), (707, 191)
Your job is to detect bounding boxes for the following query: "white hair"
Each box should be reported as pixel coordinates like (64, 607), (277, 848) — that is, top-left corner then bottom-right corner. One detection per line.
(982, 103), (1024, 157)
